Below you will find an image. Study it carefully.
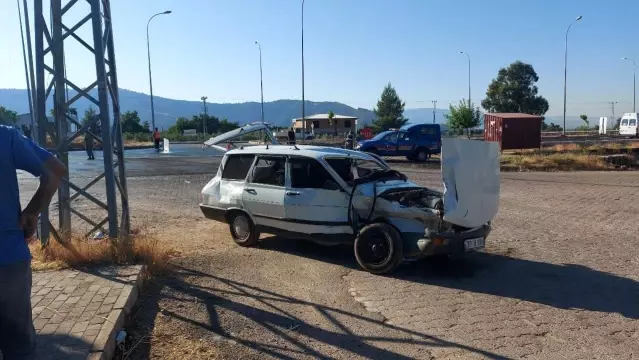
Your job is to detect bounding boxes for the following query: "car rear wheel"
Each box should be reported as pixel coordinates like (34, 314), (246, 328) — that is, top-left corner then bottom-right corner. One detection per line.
(354, 223), (403, 274)
(415, 148), (429, 162)
(228, 211), (260, 247)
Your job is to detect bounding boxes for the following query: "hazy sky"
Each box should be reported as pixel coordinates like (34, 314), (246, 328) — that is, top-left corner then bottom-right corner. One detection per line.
(0, 0), (637, 117)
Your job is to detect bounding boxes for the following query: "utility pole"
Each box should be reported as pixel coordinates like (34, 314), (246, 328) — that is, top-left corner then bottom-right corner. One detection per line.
(255, 41), (265, 123)
(201, 96), (208, 134)
(301, 0), (306, 133)
(432, 100), (438, 124)
(609, 101), (618, 125)
(32, 0), (129, 243)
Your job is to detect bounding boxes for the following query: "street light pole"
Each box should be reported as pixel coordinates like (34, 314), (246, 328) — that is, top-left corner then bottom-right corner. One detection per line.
(563, 15), (583, 135)
(146, 10), (171, 133)
(622, 57), (636, 113)
(255, 41), (265, 123)
(301, 0), (306, 132)
(459, 52), (471, 105)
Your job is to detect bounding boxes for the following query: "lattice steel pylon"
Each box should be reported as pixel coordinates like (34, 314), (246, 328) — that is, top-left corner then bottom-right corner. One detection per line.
(32, 0), (130, 243)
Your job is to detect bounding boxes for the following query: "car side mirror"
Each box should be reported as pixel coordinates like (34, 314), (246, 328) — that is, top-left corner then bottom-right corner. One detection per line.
(323, 180), (341, 191)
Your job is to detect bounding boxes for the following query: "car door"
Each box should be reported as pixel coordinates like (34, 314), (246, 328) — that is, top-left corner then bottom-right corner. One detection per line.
(396, 131), (414, 155)
(241, 155), (287, 230)
(379, 132), (399, 155)
(284, 156), (352, 235)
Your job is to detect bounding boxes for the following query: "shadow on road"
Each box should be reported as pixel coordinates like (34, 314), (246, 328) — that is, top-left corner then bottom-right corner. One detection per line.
(128, 263), (508, 360)
(0, 334), (94, 360)
(259, 236), (639, 320)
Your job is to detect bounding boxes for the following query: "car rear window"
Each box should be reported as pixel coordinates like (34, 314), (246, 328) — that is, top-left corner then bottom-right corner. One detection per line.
(221, 154), (255, 180)
(629, 119), (637, 126)
(621, 119), (629, 126)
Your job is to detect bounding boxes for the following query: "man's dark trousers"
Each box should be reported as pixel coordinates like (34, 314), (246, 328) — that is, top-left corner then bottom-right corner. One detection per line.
(0, 261), (36, 360)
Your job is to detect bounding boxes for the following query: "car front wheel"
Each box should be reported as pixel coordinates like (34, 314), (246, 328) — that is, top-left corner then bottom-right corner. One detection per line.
(228, 211), (260, 247)
(354, 223), (403, 274)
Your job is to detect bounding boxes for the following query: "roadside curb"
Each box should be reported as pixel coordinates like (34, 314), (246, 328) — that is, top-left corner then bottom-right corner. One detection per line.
(86, 265), (144, 360)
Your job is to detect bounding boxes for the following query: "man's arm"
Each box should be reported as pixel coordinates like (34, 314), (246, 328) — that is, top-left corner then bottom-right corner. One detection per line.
(22, 156), (66, 216)
(12, 129), (66, 236)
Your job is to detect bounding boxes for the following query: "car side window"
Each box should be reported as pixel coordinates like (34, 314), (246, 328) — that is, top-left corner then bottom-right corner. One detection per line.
(221, 154), (256, 180)
(384, 133), (398, 142)
(290, 157), (339, 190)
(250, 156), (286, 186)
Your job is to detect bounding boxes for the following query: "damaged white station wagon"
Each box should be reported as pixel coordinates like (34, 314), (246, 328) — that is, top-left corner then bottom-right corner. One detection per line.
(200, 124), (500, 274)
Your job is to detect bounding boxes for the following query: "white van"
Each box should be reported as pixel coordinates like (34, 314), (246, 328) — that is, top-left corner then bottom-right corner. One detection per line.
(619, 113), (638, 137)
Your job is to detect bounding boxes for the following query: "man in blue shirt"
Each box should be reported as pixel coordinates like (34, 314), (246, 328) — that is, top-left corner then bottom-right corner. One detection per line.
(0, 125), (65, 359)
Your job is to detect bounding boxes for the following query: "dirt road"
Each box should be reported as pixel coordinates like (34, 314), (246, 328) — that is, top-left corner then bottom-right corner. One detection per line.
(19, 159), (639, 359)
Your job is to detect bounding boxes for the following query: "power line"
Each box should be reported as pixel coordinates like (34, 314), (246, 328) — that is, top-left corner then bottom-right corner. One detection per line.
(609, 101), (618, 122)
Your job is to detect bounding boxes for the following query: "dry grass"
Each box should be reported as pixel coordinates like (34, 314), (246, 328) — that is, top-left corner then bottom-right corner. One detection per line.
(29, 232), (179, 276)
(45, 136), (152, 150)
(501, 152), (612, 171)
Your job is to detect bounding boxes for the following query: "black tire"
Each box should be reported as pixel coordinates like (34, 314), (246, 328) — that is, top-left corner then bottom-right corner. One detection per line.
(415, 148), (429, 162)
(228, 211), (260, 247)
(354, 223), (403, 274)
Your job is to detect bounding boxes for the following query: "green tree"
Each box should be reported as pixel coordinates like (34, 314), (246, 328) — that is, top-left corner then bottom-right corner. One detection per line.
(327, 111), (336, 134)
(614, 117), (621, 130)
(541, 117), (563, 132)
(82, 106), (97, 125)
(481, 61), (549, 116)
(0, 106), (19, 125)
(444, 99), (482, 138)
(218, 118), (240, 133)
(579, 114), (589, 128)
(142, 120), (150, 133)
(121, 111), (147, 133)
(372, 83), (408, 132)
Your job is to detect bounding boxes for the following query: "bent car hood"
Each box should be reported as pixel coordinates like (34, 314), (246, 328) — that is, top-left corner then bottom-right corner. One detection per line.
(441, 138), (500, 228)
(203, 123), (278, 152)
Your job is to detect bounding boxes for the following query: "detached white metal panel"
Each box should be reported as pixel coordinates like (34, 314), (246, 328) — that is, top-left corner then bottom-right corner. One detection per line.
(441, 138), (500, 228)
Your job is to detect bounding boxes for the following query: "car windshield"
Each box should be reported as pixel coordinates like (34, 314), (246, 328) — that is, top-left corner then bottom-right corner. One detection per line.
(325, 157), (403, 184)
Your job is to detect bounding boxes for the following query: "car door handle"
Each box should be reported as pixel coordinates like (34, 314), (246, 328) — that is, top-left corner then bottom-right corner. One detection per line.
(244, 188), (257, 194)
(285, 191), (300, 196)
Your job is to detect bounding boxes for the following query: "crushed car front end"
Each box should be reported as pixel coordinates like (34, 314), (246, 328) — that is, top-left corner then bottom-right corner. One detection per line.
(349, 138), (500, 260)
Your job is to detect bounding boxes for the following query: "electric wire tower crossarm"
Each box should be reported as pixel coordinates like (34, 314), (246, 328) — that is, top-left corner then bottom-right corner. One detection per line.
(27, 0), (130, 244)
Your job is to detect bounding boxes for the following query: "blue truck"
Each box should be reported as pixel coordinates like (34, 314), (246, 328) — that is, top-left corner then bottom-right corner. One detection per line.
(355, 124), (441, 161)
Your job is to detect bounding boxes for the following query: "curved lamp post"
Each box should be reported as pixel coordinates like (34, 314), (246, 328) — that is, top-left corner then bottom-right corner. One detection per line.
(562, 15), (582, 135)
(146, 10), (172, 133)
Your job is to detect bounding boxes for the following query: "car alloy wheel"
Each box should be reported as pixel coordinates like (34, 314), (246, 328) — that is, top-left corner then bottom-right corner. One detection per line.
(232, 215), (250, 242)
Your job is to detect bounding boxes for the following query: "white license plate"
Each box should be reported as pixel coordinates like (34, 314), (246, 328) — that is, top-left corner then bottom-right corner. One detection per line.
(464, 237), (485, 251)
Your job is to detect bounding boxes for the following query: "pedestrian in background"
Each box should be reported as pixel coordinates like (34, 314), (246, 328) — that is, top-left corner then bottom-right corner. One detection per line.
(85, 130), (95, 160)
(153, 128), (161, 152)
(287, 127), (296, 145)
(0, 125), (65, 359)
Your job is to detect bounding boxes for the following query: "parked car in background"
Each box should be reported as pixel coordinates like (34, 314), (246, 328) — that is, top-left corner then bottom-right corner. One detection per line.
(355, 124), (442, 161)
(619, 113), (639, 138)
(199, 133), (500, 274)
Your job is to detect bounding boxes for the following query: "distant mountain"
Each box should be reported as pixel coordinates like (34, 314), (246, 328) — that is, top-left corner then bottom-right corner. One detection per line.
(0, 88), (375, 129)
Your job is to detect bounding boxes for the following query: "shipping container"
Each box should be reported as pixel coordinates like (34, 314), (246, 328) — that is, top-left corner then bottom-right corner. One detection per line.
(483, 113), (543, 151)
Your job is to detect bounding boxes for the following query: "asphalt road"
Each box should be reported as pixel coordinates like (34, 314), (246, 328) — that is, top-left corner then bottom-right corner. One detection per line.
(19, 154), (639, 359)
